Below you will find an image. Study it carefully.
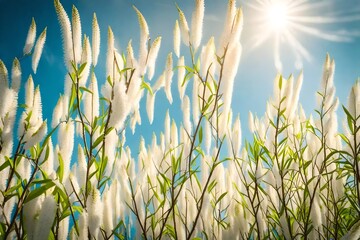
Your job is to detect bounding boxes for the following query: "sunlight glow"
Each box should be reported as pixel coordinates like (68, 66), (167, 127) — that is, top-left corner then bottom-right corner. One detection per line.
(247, 0), (360, 71)
(267, 3), (288, 30)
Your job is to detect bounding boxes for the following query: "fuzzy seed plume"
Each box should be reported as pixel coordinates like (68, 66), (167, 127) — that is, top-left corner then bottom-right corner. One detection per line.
(23, 197), (42, 240)
(232, 115), (242, 156)
(177, 56), (187, 99)
(106, 26), (115, 79)
(218, 0), (236, 56)
(32, 27), (47, 74)
(0, 88), (17, 120)
(146, 91), (156, 124)
(190, 0), (204, 49)
(103, 187), (114, 236)
(79, 35), (92, 86)
(150, 74), (164, 94)
(0, 60), (9, 90)
(200, 37), (216, 77)
(32, 86), (43, 124)
(165, 53), (174, 104)
(11, 58), (21, 92)
(147, 36), (162, 80)
(76, 145), (87, 188)
(177, 7), (190, 46)
(83, 72), (99, 123)
(58, 120), (74, 179)
(23, 18), (37, 55)
(87, 188), (103, 238)
(78, 211), (88, 239)
(289, 71), (303, 118)
(284, 74), (294, 115)
(24, 120), (47, 150)
(92, 13), (100, 66)
(41, 138), (55, 175)
(54, 0), (73, 69)
(35, 195), (57, 240)
(133, 6), (150, 76)
(52, 96), (64, 128)
(192, 75), (200, 122)
(228, 8), (243, 47)
(126, 39), (137, 69)
(174, 20), (180, 57)
(348, 80), (360, 117)
(221, 41), (242, 116)
(182, 95), (192, 135)
(25, 75), (34, 108)
(109, 81), (130, 130)
(72, 5), (82, 64)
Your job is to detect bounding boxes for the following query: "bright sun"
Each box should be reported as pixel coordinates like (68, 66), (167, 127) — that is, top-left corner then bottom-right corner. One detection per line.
(247, 0), (359, 71)
(267, 3), (288, 30)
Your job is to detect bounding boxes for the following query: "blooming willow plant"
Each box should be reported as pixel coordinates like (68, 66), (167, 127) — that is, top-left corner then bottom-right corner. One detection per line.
(0, 0), (359, 239)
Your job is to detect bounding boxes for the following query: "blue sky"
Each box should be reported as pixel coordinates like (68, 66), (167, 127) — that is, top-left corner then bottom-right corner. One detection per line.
(0, 0), (360, 145)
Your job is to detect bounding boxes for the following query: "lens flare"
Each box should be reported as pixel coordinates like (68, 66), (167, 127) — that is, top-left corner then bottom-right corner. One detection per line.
(246, 0), (360, 71)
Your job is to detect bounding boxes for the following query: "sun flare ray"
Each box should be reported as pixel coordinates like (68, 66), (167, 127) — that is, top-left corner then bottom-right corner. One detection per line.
(247, 0), (360, 71)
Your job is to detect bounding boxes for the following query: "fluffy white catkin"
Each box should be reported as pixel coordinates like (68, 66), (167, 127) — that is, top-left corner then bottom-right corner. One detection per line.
(52, 96), (64, 128)
(221, 41), (242, 116)
(11, 58), (21, 92)
(54, 0), (73, 70)
(228, 8), (243, 48)
(200, 37), (216, 78)
(0, 88), (16, 119)
(0, 60), (9, 90)
(173, 20), (180, 57)
(92, 13), (100, 66)
(192, 75), (200, 122)
(218, 0), (237, 56)
(106, 26), (115, 79)
(23, 18), (36, 55)
(232, 115), (242, 156)
(146, 91), (156, 124)
(84, 72), (99, 122)
(34, 195), (57, 240)
(164, 53), (173, 104)
(31, 86), (43, 124)
(79, 36), (92, 86)
(78, 211), (88, 239)
(177, 56), (186, 99)
(133, 6), (150, 76)
(178, 7), (190, 46)
(58, 120), (74, 180)
(23, 197), (43, 240)
(147, 36), (162, 80)
(182, 95), (192, 135)
(24, 120), (47, 150)
(72, 6), (82, 64)
(190, 0), (204, 49)
(32, 27), (47, 74)
(87, 188), (103, 238)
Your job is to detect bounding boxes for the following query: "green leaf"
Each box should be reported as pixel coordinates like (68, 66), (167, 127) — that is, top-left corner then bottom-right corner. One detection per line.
(199, 126), (203, 144)
(278, 75), (283, 90)
(69, 84), (77, 113)
(25, 181), (55, 203)
(80, 86), (93, 94)
(141, 80), (153, 95)
(0, 159), (10, 172)
(78, 62), (87, 75)
(93, 134), (104, 149)
(57, 153), (64, 182)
